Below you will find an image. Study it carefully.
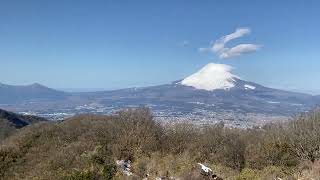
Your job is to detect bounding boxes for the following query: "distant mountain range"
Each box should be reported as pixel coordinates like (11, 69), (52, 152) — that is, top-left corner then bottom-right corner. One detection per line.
(0, 83), (67, 104)
(0, 63), (319, 125)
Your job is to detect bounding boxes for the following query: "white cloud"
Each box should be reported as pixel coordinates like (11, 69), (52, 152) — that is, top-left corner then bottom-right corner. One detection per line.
(219, 44), (261, 59)
(200, 28), (260, 59)
(213, 28), (251, 52)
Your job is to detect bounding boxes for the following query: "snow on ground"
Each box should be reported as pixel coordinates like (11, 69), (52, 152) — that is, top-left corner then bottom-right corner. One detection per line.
(181, 63), (238, 91)
(197, 163), (212, 173)
(116, 160), (133, 176)
(244, 84), (256, 90)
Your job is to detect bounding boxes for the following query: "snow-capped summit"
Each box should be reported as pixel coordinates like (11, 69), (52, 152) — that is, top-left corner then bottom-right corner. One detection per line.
(181, 63), (238, 91)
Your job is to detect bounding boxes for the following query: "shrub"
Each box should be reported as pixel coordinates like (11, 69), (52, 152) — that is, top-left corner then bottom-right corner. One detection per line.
(63, 170), (99, 180)
(1, 108), (320, 179)
(110, 108), (164, 161)
(236, 168), (260, 180)
(286, 111), (320, 162)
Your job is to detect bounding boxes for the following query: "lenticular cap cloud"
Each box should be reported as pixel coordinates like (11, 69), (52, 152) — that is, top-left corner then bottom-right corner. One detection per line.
(200, 27), (260, 59)
(213, 28), (251, 52)
(219, 43), (261, 59)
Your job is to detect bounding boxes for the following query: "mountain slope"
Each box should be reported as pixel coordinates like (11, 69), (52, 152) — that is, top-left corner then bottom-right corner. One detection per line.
(91, 80), (316, 115)
(88, 63), (316, 115)
(79, 63), (319, 126)
(0, 109), (47, 140)
(0, 83), (68, 104)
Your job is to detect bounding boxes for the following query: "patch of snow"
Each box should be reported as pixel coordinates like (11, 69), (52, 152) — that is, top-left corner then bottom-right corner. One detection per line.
(116, 160), (133, 176)
(181, 63), (238, 91)
(244, 84), (256, 90)
(197, 163), (212, 173)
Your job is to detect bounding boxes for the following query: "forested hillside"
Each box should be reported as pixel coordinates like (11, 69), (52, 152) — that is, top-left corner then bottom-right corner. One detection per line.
(1, 108), (320, 179)
(0, 109), (47, 141)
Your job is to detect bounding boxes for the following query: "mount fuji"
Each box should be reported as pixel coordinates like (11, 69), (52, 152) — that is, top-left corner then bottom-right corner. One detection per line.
(77, 63), (318, 126)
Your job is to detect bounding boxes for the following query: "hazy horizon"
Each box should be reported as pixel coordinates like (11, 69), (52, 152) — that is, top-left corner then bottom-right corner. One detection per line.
(1, 1), (320, 93)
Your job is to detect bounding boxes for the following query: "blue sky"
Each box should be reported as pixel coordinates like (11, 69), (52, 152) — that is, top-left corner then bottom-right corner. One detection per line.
(1, 0), (320, 94)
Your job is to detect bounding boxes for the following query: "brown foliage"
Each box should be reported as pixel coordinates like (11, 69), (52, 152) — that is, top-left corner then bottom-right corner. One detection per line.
(0, 108), (320, 179)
